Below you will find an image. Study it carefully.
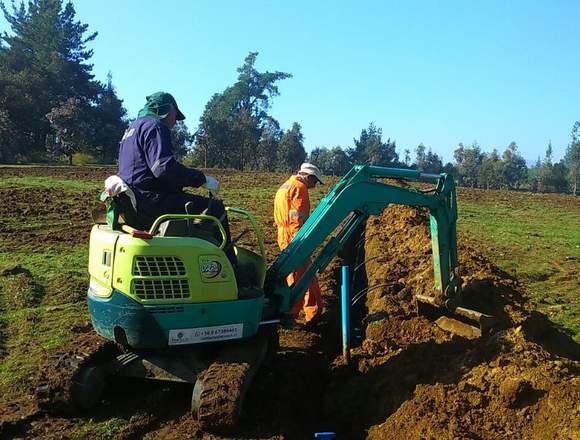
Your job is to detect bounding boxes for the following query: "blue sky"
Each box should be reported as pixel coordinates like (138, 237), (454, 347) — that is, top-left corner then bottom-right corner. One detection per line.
(2, 0), (579, 163)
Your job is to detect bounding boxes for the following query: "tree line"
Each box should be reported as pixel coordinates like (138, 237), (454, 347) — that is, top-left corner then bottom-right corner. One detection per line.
(191, 53), (579, 194)
(1, 1), (578, 195)
(306, 126), (579, 196)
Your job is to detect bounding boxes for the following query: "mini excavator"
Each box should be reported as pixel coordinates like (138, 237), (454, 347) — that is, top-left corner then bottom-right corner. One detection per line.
(36, 165), (493, 430)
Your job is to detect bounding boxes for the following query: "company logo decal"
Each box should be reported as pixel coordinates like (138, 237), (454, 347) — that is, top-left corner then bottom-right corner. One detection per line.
(200, 259), (222, 279)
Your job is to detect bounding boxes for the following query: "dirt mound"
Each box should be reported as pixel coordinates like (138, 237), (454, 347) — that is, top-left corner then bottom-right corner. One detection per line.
(366, 325), (579, 440)
(326, 206), (580, 439)
(364, 205), (529, 336)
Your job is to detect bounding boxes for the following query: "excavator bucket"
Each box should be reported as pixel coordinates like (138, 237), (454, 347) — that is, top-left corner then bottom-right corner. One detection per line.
(415, 294), (496, 339)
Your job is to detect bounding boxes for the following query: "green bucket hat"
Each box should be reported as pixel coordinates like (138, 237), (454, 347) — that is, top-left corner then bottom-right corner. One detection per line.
(137, 92), (185, 121)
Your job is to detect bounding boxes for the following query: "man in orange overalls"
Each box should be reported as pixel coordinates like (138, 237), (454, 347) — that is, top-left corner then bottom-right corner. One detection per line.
(274, 163), (324, 323)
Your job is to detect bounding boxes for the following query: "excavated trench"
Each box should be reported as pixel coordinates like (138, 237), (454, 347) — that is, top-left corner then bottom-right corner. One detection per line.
(346, 224), (370, 350)
(144, 226), (370, 439)
(324, 205), (580, 439)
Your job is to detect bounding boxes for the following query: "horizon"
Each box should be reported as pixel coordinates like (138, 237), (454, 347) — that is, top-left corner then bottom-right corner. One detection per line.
(1, 0), (578, 163)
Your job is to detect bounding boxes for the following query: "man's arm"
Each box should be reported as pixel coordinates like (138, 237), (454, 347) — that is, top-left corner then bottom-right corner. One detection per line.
(288, 185), (310, 237)
(143, 124), (205, 191)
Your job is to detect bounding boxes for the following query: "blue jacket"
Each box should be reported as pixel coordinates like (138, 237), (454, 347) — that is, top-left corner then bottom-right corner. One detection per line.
(118, 117), (205, 214)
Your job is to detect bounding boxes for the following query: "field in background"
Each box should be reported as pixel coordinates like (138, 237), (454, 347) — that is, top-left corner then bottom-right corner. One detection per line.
(457, 189), (579, 339)
(0, 166), (578, 437)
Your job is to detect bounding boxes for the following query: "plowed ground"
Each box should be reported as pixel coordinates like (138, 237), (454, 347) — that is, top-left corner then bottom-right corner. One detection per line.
(0, 166), (578, 439)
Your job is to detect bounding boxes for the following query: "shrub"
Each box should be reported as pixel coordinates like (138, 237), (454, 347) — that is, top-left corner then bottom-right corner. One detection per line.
(72, 152), (96, 166)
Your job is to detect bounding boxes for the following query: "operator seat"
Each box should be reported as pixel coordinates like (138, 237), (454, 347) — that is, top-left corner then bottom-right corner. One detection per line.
(114, 194), (219, 244)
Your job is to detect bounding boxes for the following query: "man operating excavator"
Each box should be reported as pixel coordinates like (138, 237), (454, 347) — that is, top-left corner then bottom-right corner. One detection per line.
(116, 91), (237, 265)
(274, 163), (324, 323)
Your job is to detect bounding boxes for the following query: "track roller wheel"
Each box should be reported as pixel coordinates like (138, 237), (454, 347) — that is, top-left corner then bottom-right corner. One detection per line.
(70, 366), (106, 410)
(35, 335), (117, 415)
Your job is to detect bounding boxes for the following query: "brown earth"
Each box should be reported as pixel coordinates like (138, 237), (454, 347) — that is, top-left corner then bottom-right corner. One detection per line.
(0, 167), (578, 439)
(0, 166), (114, 180)
(325, 206), (580, 439)
(0, 187), (97, 252)
(0, 166), (289, 258)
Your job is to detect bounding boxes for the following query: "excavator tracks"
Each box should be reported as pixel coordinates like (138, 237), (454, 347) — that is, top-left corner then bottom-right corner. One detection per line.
(36, 332), (119, 414)
(192, 326), (276, 431)
(193, 359), (251, 429)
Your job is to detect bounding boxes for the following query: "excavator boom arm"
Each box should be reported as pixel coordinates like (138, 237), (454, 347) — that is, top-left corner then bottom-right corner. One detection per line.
(265, 165), (459, 315)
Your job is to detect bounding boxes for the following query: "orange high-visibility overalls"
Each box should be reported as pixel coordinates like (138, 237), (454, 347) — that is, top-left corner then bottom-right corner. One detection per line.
(273, 175), (322, 322)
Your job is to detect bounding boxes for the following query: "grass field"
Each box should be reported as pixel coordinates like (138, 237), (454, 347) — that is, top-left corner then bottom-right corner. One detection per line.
(0, 166), (578, 438)
(457, 188), (579, 339)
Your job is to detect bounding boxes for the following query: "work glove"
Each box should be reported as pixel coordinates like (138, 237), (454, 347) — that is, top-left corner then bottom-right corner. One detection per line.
(203, 175), (220, 197)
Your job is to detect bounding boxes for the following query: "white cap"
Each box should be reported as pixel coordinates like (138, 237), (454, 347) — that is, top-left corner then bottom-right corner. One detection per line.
(299, 163), (324, 184)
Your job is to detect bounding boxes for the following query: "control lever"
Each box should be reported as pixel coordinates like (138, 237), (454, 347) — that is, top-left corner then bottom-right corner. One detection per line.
(185, 201), (194, 234)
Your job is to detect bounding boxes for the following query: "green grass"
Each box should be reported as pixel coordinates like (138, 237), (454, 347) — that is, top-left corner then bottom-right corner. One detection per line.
(70, 418), (131, 439)
(0, 247), (88, 279)
(0, 246), (90, 402)
(0, 175), (99, 192)
(458, 197), (580, 341)
(0, 303), (88, 402)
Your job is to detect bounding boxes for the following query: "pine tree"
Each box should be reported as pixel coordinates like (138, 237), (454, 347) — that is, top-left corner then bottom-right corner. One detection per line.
(251, 117), (281, 171)
(309, 146), (349, 175)
(170, 122), (194, 161)
(277, 122), (306, 171)
(403, 149), (411, 167)
(45, 96), (92, 164)
(501, 142), (527, 189)
(454, 142), (484, 188)
(538, 142), (560, 192)
(479, 149), (502, 189)
(93, 72), (127, 162)
(350, 122), (398, 166)
(195, 52), (291, 170)
(327, 146), (350, 175)
(0, 0), (101, 161)
(414, 143), (426, 169)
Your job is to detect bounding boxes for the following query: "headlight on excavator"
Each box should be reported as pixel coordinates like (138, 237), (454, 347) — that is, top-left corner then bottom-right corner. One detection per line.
(89, 278), (113, 298)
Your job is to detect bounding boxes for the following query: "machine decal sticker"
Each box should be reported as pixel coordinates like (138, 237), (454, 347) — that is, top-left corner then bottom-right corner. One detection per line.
(168, 324), (244, 345)
(200, 259), (222, 279)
